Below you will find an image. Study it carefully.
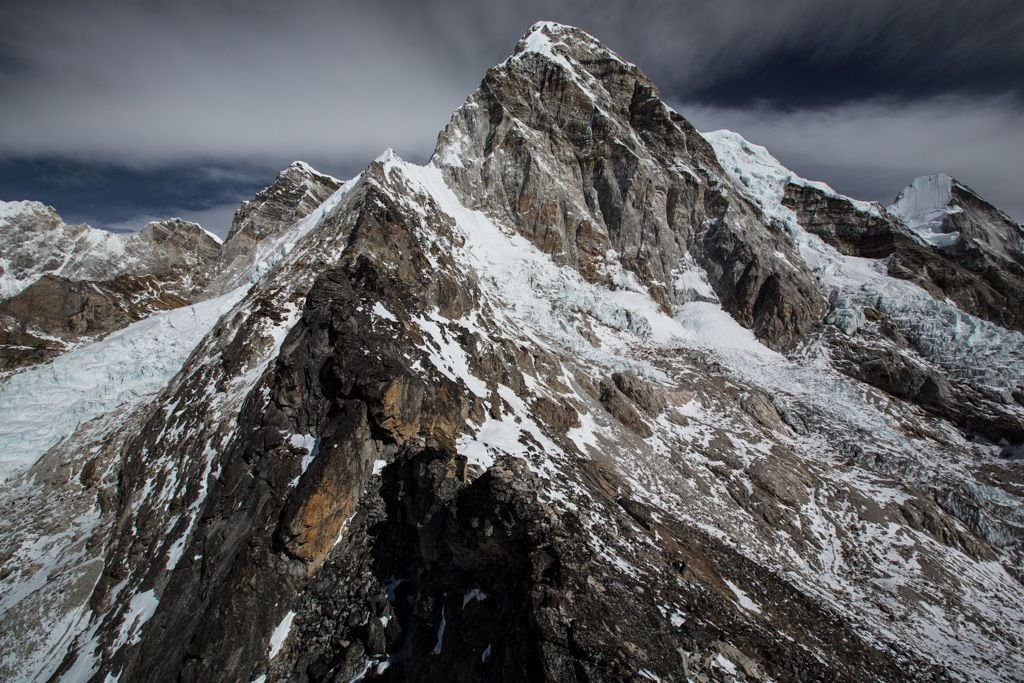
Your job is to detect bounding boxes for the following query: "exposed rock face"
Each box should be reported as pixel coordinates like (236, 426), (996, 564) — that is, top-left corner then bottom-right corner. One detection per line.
(612, 370), (666, 416)
(0, 203), (222, 301)
(131, 218), (224, 295)
(210, 161), (344, 293)
(227, 162), (342, 247)
(785, 181), (1024, 332)
(0, 274), (188, 370)
(0, 201), (108, 299)
(0, 204), (227, 369)
(2, 21), (1024, 683)
(599, 377), (652, 436)
(433, 22), (825, 351)
(890, 173), (1024, 266)
(0, 165), (342, 370)
(780, 184), (895, 258)
(890, 174), (1024, 327)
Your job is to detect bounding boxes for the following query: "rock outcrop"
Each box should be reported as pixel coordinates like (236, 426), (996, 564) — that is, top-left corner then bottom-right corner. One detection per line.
(777, 177), (1024, 441)
(784, 180), (1024, 332)
(0, 203), (222, 302)
(0, 164), (341, 371)
(210, 161), (344, 293)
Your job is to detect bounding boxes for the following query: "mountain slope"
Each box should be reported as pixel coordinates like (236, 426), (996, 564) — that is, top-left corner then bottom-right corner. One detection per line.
(0, 202), (222, 301)
(888, 173), (1024, 332)
(707, 130), (1024, 443)
(435, 22), (826, 352)
(0, 203), (224, 371)
(0, 21), (1022, 683)
(890, 173), (1024, 266)
(0, 162), (341, 372)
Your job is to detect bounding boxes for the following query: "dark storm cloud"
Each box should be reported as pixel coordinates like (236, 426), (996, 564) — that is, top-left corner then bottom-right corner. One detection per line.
(0, 0), (1021, 224)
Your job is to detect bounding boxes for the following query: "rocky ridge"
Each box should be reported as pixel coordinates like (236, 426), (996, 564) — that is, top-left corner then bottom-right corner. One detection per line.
(888, 173), (1024, 330)
(0, 21), (1022, 683)
(0, 203), (221, 301)
(706, 129), (1024, 445)
(0, 162), (341, 371)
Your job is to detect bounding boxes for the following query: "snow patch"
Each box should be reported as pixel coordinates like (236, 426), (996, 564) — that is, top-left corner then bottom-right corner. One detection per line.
(287, 434), (319, 487)
(268, 610), (296, 660)
(113, 590), (159, 650)
(462, 588), (487, 607)
(371, 301), (398, 322)
(724, 579), (762, 614)
(412, 312), (488, 398)
(431, 601), (447, 656)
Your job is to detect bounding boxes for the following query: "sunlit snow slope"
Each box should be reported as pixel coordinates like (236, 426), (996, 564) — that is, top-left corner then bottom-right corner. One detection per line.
(0, 286), (247, 480)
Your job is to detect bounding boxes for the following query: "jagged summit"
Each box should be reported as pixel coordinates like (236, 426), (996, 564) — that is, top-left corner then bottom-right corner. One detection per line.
(286, 159), (339, 181)
(0, 158), (351, 372)
(0, 198), (54, 220)
(138, 217), (222, 250)
(889, 172), (1024, 266)
(701, 129), (885, 218)
(888, 173), (962, 246)
(434, 21), (826, 352)
(374, 147), (402, 165)
(211, 159), (344, 294)
(510, 21), (631, 66)
(225, 160), (341, 244)
(0, 207), (229, 371)
(0, 204), (221, 301)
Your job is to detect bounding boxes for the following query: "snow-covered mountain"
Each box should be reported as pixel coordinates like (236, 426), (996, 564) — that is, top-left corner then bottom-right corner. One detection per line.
(0, 202), (223, 370)
(890, 173), (1024, 260)
(888, 174), (1024, 329)
(890, 173), (964, 247)
(1, 21), (1022, 683)
(0, 201), (222, 301)
(0, 162), (343, 371)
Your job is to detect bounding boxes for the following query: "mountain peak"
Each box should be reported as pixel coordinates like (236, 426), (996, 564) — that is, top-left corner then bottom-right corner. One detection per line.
(509, 20), (630, 70)
(890, 173), (954, 214)
(0, 199), (57, 223)
(373, 147), (402, 165)
(137, 217), (223, 252)
(287, 160), (317, 173)
(890, 171), (1024, 265)
(703, 128), (883, 220)
(6, 22), (1024, 683)
(519, 20), (586, 45)
(280, 160), (341, 185)
(889, 173), (978, 247)
(525, 19), (574, 34)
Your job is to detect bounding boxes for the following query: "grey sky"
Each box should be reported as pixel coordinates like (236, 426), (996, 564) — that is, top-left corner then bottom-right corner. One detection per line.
(1, 0), (1021, 233)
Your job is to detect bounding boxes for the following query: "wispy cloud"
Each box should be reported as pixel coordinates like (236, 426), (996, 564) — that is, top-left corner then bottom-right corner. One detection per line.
(102, 202), (242, 238)
(0, 1), (479, 166)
